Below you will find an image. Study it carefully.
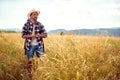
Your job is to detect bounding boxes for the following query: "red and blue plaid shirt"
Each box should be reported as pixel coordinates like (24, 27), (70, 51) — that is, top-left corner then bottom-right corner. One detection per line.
(22, 19), (47, 52)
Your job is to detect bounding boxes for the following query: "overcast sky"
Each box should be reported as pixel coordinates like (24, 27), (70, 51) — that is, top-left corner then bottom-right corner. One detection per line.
(0, 0), (120, 31)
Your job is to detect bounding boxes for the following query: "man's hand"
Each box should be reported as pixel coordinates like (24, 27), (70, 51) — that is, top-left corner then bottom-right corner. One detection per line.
(23, 34), (35, 38)
(35, 34), (46, 38)
(30, 33), (35, 37)
(23, 33), (46, 38)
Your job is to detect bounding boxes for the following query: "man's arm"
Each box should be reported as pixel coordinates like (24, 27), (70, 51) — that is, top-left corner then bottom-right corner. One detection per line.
(36, 22), (47, 38)
(35, 33), (47, 38)
(23, 34), (35, 39)
(22, 23), (35, 39)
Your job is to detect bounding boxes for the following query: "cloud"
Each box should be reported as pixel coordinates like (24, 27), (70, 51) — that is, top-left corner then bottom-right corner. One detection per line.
(0, 0), (120, 30)
(90, 0), (103, 3)
(101, 3), (120, 9)
(39, 0), (120, 30)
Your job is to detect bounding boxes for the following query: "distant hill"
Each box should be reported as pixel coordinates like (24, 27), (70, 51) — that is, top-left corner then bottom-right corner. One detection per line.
(0, 28), (21, 32)
(1, 27), (120, 37)
(47, 29), (67, 34)
(47, 27), (120, 37)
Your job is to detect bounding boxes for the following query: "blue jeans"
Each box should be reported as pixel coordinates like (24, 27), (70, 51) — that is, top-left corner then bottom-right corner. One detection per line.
(26, 45), (44, 60)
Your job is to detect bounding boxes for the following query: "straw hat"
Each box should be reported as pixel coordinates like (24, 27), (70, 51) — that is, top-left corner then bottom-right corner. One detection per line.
(27, 9), (40, 18)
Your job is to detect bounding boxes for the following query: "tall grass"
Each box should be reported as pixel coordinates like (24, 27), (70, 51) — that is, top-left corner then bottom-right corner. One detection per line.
(0, 33), (120, 80)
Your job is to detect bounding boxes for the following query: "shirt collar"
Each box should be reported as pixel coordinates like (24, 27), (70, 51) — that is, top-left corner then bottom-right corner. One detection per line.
(27, 19), (38, 25)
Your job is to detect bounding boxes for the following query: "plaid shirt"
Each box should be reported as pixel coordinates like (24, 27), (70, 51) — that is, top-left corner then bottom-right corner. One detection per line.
(22, 19), (47, 52)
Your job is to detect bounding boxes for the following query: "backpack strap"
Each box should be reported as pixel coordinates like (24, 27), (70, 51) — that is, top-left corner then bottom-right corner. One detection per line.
(37, 22), (42, 31)
(25, 22), (30, 32)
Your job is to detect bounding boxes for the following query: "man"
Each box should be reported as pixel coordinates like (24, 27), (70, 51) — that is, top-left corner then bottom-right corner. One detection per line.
(22, 9), (47, 73)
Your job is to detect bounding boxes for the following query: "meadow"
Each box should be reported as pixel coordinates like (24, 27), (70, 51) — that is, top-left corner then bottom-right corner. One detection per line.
(0, 33), (120, 80)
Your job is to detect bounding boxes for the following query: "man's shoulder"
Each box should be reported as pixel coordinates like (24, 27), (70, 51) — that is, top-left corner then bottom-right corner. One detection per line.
(37, 22), (44, 28)
(23, 20), (31, 30)
(24, 20), (30, 26)
(37, 21), (42, 25)
(24, 19), (31, 25)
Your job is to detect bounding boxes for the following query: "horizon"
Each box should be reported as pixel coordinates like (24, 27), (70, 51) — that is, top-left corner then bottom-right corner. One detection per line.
(0, 0), (120, 31)
(0, 26), (120, 32)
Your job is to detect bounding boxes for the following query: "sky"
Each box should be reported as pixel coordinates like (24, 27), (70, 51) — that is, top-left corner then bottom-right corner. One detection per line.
(0, 0), (120, 31)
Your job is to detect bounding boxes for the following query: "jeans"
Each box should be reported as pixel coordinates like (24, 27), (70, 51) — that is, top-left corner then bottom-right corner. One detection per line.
(26, 45), (44, 60)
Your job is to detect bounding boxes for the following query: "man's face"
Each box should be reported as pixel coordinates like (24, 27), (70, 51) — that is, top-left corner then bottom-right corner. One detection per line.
(30, 12), (38, 21)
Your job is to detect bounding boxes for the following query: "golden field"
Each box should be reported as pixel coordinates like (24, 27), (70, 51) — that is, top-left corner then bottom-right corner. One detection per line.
(0, 33), (120, 80)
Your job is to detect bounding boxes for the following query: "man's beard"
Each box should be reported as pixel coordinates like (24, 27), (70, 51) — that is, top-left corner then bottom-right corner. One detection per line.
(33, 17), (37, 21)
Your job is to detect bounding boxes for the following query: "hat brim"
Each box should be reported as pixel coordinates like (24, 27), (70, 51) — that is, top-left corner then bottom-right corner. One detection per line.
(27, 10), (40, 18)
